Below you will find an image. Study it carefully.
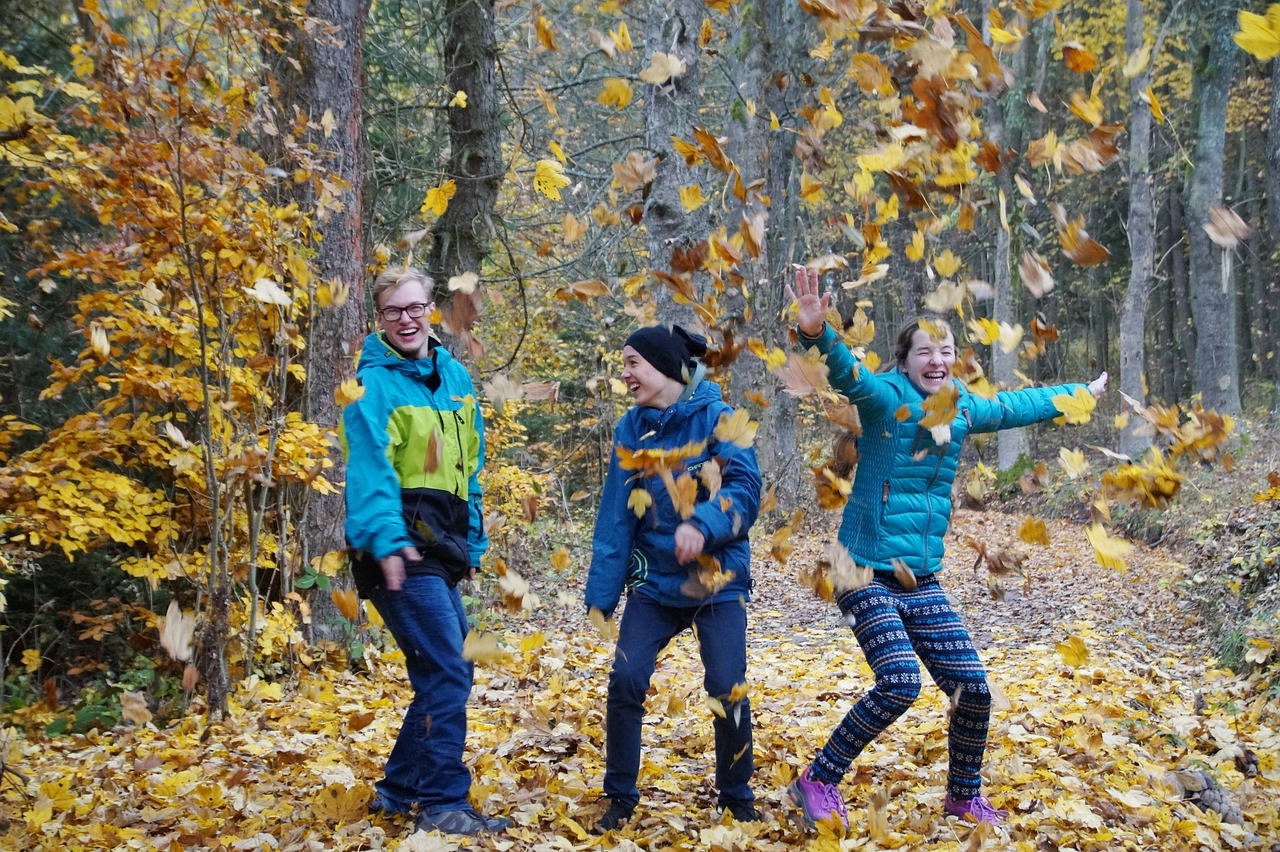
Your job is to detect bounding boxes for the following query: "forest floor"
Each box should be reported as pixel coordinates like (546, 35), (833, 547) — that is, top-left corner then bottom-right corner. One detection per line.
(2, 439), (1279, 850)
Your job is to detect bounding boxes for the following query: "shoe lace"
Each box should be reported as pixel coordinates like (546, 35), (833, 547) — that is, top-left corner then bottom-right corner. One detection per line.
(820, 783), (847, 820)
(965, 796), (1002, 823)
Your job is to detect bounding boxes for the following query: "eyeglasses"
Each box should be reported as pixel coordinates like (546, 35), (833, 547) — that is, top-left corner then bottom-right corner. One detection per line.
(377, 302), (430, 322)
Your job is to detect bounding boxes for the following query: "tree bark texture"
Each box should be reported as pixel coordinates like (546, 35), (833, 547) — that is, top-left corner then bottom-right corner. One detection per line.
(428, 0), (503, 309)
(1185, 0), (1242, 414)
(725, 0), (804, 509)
(1118, 0), (1155, 457)
(263, 0), (371, 642)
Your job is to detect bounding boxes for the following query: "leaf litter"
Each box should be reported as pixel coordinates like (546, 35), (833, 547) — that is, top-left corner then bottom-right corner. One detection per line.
(1, 508), (1277, 850)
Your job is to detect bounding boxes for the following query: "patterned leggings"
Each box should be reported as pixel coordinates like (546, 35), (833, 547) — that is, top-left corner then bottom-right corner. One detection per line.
(810, 574), (992, 800)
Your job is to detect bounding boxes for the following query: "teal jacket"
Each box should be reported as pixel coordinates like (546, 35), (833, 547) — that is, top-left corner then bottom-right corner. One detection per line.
(803, 324), (1082, 578)
(584, 370), (762, 616)
(340, 332), (487, 591)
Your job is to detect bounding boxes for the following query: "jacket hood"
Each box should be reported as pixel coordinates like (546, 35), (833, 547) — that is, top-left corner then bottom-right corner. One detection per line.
(356, 331), (451, 385)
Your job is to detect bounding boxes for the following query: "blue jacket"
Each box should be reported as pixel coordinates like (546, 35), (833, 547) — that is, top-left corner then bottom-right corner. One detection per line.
(340, 332), (487, 592)
(803, 324), (1083, 578)
(584, 371), (762, 616)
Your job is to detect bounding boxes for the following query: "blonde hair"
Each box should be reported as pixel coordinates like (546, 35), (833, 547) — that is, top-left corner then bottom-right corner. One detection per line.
(372, 267), (434, 308)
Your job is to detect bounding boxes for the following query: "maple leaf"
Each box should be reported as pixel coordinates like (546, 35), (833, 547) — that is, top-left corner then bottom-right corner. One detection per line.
(533, 158), (571, 200)
(119, 690), (152, 726)
(661, 469), (699, 519)
(772, 350), (832, 398)
(598, 77), (633, 109)
(589, 606), (617, 641)
(420, 180), (456, 217)
(812, 466), (851, 510)
(483, 374), (523, 416)
(1061, 41), (1098, 73)
(1234, 5), (1280, 60)
(1053, 386), (1097, 425)
(1018, 250), (1055, 297)
(714, 409), (758, 448)
(627, 487), (652, 518)
(1059, 446), (1089, 478)
(1085, 523), (1132, 571)
(1017, 517), (1050, 546)
(334, 378), (363, 407)
(1202, 206), (1252, 250)
(534, 14), (557, 50)
(462, 631), (507, 665)
(330, 588), (359, 621)
(609, 153), (655, 193)
(639, 52), (686, 84)
(616, 440), (706, 475)
(1056, 634), (1090, 667)
(679, 183), (708, 211)
(692, 125), (732, 172)
(447, 270), (479, 294)
(919, 384), (959, 445)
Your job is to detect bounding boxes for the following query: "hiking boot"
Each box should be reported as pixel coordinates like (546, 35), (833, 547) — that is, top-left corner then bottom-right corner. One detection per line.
(716, 800), (760, 822)
(788, 767), (848, 830)
(415, 807), (512, 835)
(944, 793), (1008, 825)
(592, 797), (636, 833)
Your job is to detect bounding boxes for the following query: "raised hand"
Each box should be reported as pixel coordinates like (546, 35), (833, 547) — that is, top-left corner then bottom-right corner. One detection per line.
(1087, 371), (1108, 398)
(785, 265), (831, 338)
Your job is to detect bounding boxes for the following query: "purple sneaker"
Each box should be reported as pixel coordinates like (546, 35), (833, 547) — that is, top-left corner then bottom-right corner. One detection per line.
(944, 793), (1008, 825)
(788, 767), (848, 830)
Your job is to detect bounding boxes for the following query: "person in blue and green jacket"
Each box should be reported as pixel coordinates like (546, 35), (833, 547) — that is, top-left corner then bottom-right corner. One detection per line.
(784, 266), (1107, 830)
(585, 324), (762, 833)
(340, 266), (509, 838)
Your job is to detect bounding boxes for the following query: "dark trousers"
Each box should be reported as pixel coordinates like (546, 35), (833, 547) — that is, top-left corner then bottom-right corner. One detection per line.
(367, 573), (474, 813)
(604, 594), (754, 807)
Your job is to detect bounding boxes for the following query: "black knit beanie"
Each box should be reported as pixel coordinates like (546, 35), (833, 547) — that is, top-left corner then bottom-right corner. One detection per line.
(624, 324), (708, 384)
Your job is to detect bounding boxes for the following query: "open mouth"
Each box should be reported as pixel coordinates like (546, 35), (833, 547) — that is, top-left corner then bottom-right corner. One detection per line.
(923, 370), (947, 382)
(626, 381), (641, 394)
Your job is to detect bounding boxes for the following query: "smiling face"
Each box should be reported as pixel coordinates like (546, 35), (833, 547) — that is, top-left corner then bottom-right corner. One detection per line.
(376, 277), (435, 360)
(901, 327), (956, 395)
(621, 345), (685, 410)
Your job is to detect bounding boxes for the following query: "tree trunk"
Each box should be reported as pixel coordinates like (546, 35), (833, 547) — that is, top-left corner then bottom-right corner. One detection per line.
(1118, 0), (1155, 458)
(1167, 182), (1194, 401)
(983, 2), (1032, 469)
(1185, 0), (1242, 414)
(726, 0), (804, 509)
(1269, 59), (1280, 261)
(263, 0), (371, 644)
(427, 0), (503, 313)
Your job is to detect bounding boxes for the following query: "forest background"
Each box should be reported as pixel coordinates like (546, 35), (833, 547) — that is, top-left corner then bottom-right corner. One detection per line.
(0, 0), (1279, 848)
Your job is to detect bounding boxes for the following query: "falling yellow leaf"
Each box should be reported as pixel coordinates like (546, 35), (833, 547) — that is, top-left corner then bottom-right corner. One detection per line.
(639, 52), (686, 84)
(534, 158), (571, 201)
(331, 588), (360, 621)
(1234, 5), (1280, 60)
(714, 409), (758, 448)
(421, 179), (457, 217)
(159, 600), (195, 663)
(551, 547), (571, 571)
(627, 487), (653, 518)
(335, 378), (364, 407)
(1085, 523), (1132, 571)
(448, 89), (467, 108)
(598, 77), (633, 108)
(1056, 634), (1089, 667)
(589, 606), (617, 641)
(679, 183), (708, 211)
(1053, 386), (1097, 425)
(21, 648), (40, 673)
(1059, 446), (1089, 478)
(462, 631), (506, 665)
(535, 15), (558, 50)
(119, 690), (152, 726)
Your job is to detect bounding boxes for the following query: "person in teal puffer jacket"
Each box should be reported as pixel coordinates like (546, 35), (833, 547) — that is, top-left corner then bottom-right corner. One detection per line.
(585, 324), (762, 832)
(784, 267), (1107, 830)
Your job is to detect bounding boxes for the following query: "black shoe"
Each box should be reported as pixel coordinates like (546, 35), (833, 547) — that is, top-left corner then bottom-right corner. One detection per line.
(593, 798), (636, 833)
(368, 793), (410, 816)
(718, 800), (759, 822)
(415, 807), (512, 836)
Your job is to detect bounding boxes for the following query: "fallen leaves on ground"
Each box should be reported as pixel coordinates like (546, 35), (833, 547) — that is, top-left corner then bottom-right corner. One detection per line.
(2, 510), (1277, 851)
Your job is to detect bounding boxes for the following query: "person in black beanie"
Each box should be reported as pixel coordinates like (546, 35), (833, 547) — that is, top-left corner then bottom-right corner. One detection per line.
(585, 323), (763, 832)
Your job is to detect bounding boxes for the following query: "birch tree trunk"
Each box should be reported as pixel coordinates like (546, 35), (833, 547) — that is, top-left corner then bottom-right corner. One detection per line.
(1118, 0), (1154, 457)
(1186, 0), (1242, 414)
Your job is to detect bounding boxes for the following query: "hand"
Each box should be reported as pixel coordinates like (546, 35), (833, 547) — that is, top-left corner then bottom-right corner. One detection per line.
(785, 265), (831, 338)
(464, 566), (477, 582)
(379, 546), (421, 591)
(674, 523), (706, 564)
(1087, 371), (1108, 398)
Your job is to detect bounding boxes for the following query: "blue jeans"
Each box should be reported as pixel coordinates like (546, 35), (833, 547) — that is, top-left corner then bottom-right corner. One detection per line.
(604, 594), (754, 807)
(367, 573), (473, 813)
